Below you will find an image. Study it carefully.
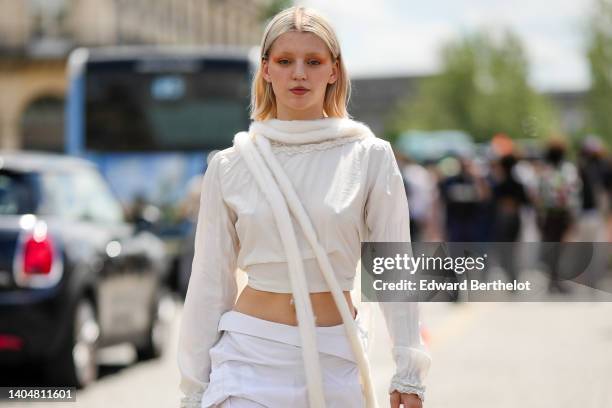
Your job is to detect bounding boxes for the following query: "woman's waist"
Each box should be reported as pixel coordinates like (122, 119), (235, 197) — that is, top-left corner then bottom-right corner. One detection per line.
(233, 285), (356, 327)
(242, 259), (357, 293)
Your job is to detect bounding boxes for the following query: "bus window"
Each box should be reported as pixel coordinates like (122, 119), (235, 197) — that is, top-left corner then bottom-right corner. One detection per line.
(84, 59), (250, 152)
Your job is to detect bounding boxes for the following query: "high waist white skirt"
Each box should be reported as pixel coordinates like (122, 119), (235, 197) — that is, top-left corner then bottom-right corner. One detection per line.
(200, 310), (367, 408)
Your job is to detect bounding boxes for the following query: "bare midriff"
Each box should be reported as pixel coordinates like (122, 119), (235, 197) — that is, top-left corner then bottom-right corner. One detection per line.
(233, 285), (356, 327)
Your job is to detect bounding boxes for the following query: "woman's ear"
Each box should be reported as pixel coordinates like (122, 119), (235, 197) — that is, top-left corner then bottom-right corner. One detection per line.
(328, 59), (339, 85)
(262, 59), (271, 83)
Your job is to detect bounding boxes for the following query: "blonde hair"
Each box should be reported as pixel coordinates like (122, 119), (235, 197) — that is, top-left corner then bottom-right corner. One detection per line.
(250, 6), (351, 121)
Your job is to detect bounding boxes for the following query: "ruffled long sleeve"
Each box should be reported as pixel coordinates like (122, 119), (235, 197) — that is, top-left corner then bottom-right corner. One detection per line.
(177, 152), (240, 408)
(364, 141), (432, 402)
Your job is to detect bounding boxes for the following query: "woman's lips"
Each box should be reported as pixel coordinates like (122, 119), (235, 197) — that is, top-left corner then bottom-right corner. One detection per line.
(290, 88), (309, 95)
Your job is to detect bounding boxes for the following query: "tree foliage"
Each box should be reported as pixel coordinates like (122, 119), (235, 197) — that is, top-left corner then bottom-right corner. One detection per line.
(586, 0), (612, 146)
(386, 30), (559, 143)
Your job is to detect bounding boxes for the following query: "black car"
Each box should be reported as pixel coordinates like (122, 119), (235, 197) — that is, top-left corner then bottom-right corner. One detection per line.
(0, 151), (173, 388)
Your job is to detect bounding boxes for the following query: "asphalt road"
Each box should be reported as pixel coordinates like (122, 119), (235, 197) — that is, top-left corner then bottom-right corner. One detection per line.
(3, 297), (612, 408)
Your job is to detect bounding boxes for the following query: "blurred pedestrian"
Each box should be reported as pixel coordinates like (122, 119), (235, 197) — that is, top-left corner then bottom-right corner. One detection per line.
(576, 136), (609, 242)
(492, 154), (530, 241)
(176, 174), (204, 297)
(397, 152), (437, 242)
(604, 157), (612, 241)
(438, 155), (491, 242)
(128, 192), (160, 230)
(536, 138), (582, 293)
(490, 153), (530, 282)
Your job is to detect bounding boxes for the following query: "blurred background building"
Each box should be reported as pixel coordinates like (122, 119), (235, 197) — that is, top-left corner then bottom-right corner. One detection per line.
(0, 0), (270, 151)
(0, 0), (594, 153)
(350, 78), (586, 142)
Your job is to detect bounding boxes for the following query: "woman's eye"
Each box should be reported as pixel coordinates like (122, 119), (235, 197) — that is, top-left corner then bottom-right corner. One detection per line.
(276, 59), (320, 66)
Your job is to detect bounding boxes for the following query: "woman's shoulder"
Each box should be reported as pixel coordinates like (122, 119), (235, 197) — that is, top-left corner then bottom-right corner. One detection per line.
(342, 119), (392, 152)
(208, 145), (242, 179)
(357, 133), (391, 151)
(354, 133), (394, 164)
(213, 145), (240, 162)
(210, 129), (262, 178)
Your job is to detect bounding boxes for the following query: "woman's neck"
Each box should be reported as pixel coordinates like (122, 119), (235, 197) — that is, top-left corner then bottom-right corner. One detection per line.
(275, 106), (325, 121)
(276, 114), (326, 121)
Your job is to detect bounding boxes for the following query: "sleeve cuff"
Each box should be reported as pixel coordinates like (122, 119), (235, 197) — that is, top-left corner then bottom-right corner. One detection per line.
(392, 345), (431, 383)
(389, 346), (431, 402)
(179, 386), (207, 408)
(388, 379), (427, 403)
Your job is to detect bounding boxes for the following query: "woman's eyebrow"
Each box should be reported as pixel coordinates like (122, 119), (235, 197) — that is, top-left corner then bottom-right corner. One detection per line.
(274, 51), (327, 57)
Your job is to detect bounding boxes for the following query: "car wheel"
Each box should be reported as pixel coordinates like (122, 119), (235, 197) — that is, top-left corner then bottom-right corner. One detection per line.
(136, 289), (174, 361)
(45, 298), (100, 388)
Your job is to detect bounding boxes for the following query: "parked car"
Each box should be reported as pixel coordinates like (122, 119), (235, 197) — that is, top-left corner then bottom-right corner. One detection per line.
(0, 151), (173, 388)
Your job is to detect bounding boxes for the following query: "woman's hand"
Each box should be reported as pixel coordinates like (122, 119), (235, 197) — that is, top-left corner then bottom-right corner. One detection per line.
(390, 391), (422, 408)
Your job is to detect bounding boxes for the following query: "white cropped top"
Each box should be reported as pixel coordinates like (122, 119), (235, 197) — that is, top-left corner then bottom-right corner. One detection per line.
(177, 118), (431, 407)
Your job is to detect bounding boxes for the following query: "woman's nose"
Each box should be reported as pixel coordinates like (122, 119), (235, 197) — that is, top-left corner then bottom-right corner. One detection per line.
(292, 60), (306, 80)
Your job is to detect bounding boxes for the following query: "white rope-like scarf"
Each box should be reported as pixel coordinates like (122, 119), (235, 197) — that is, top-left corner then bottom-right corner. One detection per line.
(233, 118), (379, 408)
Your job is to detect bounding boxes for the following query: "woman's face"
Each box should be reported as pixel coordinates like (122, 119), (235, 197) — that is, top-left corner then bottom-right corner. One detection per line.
(262, 31), (338, 120)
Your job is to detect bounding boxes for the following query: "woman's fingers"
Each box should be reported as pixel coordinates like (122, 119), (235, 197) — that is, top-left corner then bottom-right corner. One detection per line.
(401, 393), (423, 408)
(390, 391), (423, 408)
(390, 390), (401, 408)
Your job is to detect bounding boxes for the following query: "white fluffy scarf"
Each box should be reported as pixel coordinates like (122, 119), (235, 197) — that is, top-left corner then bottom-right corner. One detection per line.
(233, 118), (378, 408)
(249, 117), (373, 144)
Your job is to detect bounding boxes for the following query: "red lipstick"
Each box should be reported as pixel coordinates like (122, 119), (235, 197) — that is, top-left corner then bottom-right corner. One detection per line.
(290, 87), (309, 95)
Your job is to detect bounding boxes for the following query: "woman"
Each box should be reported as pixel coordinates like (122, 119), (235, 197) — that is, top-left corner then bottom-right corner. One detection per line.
(177, 6), (430, 408)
